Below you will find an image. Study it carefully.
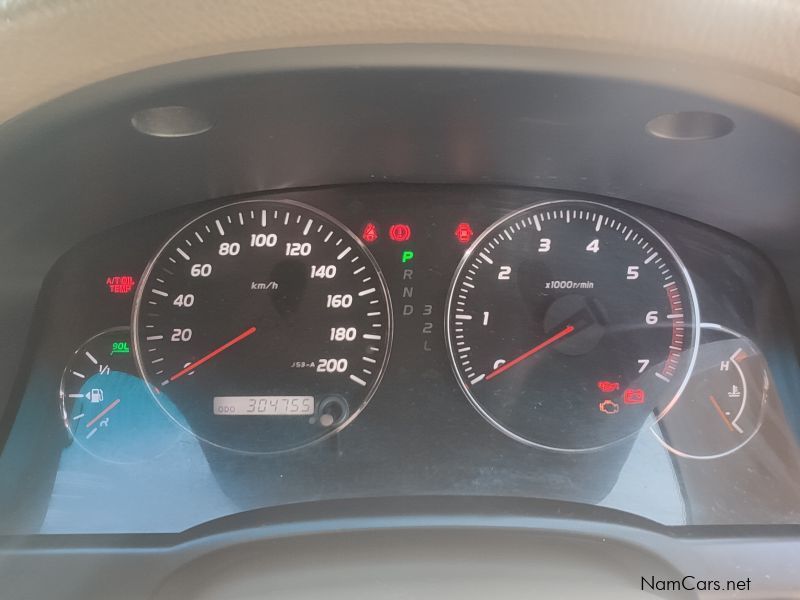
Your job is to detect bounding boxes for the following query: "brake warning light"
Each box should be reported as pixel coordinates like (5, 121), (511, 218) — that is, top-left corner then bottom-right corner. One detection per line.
(388, 224), (412, 242)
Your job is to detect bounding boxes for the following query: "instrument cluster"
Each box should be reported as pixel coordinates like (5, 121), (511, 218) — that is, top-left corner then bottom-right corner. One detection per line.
(2, 184), (800, 534)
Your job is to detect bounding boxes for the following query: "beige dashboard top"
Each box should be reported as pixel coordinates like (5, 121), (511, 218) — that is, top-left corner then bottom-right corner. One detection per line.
(2, 0), (800, 125)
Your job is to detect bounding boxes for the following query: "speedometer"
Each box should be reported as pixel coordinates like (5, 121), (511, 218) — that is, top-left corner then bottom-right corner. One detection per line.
(133, 199), (392, 453)
(446, 200), (699, 452)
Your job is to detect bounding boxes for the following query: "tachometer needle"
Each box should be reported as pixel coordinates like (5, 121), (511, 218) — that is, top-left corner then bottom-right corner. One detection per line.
(169, 326), (257, 382)
(484, 325), (575, 382)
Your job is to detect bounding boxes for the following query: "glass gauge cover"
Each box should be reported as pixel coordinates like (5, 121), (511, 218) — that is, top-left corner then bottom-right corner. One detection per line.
(133, 199), (392, 453)
(446, 200), (699, 451)
(653, 324), (768, 459)
(59, 328), (179, 463)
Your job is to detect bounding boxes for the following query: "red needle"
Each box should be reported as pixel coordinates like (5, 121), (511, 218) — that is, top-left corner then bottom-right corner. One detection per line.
(708, 394), (735, 432)
(484, 325), (575, 382)
(169, 326), (257, 382)
(85, 398), (121, 428)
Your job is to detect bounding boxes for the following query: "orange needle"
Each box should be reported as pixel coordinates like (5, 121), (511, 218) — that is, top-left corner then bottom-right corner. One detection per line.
(169, 326), (257, 382)
(708, 394), (735, 432)
(85, 398), (121, 428)
(484, 325), (575, 382)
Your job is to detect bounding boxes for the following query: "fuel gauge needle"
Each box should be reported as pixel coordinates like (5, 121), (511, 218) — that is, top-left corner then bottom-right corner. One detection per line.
(85, 398), (121, 429)
(168, 326), (257, 383)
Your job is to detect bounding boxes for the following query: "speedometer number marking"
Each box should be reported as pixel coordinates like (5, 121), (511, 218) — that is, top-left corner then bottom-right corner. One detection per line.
(133, 199), (392, 454)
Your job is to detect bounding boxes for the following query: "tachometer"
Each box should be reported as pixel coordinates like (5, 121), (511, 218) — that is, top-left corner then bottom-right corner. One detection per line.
(133, 199), (392, 453)
(446, 200), (699, 451)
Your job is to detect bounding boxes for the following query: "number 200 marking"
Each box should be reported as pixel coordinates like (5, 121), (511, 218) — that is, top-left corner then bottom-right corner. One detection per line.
(316, 358), (348, 373)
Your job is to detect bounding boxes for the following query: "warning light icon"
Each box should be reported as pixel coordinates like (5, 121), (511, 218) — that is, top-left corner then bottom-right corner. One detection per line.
(598, 399), (620, 415)
(362, 222), (379, 244)
(596, 380), (620, 393)
(388, 224), (412, 242)
(623, 389), (646, 405)
(106, 275), (135, 294)
(454, 222), (474, 244)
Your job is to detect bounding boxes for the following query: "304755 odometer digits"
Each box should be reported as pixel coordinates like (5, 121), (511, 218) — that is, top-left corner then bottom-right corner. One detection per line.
(132, 199), (392, 454)
(446, 200), (699, 452)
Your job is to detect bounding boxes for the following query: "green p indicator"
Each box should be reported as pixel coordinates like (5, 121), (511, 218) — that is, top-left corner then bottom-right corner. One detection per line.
(401, 250), (415, 263)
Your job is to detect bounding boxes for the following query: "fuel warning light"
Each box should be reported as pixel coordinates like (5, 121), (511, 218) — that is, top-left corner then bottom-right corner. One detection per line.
(106, 275), (135, 294)
(361, 222), (379, 244)
(388, 224), (412, 242)
(454, 222), (474, 244)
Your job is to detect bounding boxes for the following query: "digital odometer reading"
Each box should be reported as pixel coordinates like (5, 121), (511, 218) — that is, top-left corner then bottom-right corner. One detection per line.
(446, 200), (699, 451)
(133, 199), (392, 453)
(213, 396), (314, 416)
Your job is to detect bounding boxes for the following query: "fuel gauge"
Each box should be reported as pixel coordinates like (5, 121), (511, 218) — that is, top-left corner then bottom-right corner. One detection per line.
(59, 327), (180, 463)
(653, 324), (768, 459)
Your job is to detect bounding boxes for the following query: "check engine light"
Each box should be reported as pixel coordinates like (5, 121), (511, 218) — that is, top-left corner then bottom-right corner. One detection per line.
(454, 222), (474, 244)
(106, 274), (135, 294)
(361, 222), (379, 243)
(388, 224), (412, 242)
(598, 399), (620, 415)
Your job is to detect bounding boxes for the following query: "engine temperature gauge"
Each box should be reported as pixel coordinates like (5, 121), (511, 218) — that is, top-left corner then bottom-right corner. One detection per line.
(652, 324), (768, 459)
(59, 328), (179, 463)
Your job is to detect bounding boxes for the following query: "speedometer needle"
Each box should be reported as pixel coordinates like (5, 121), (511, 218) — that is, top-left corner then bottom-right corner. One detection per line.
(484, 325), (575, 382)
(169, 326), (257, 382)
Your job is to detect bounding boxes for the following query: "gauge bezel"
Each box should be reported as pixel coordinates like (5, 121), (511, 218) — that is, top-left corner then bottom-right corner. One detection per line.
(58, 326), (173, 464)
(131, 197), (394, 454)
(651, 322), (768, 460)
(444, 199), (701, 453)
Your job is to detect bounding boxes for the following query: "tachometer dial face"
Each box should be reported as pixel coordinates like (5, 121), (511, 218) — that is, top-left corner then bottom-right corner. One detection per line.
(446, 200), (699, 451)
(133, 199), (392, 453)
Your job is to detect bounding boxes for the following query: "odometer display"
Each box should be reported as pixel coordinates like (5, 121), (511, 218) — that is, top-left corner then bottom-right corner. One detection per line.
(446, 200), (699, 451)
(133, 199), (392, 453)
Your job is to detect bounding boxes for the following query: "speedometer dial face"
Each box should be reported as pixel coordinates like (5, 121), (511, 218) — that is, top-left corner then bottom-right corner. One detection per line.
(133, 199), (392, 453)
(446, 200), (699, 452)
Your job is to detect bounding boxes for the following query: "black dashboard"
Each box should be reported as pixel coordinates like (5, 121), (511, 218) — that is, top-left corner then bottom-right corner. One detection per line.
(3, 44), (800, 597)
(2, 184), (800, 535)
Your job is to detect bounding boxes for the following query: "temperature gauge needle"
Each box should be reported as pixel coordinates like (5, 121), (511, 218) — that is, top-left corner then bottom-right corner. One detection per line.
(708, 394), (736, 433)
(484, 325), (575, 381)
(169, 326), (257, 383)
